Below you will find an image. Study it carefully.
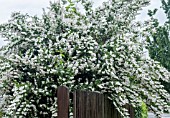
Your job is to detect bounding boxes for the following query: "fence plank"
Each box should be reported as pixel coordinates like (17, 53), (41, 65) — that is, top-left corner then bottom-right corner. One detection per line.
(129, 105), (135, 118)
(57, 86), (135, 118)
(57, 86), (69, 118)
(124, 104), (135, 118)
(73, 91), (122, 118)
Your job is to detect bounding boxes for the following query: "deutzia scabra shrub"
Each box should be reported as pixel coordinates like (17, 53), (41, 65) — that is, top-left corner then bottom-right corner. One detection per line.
(0, 0), (170, 117)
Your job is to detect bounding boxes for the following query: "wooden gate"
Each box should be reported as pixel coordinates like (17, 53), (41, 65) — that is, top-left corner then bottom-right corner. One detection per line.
(57, 86), (135, 118)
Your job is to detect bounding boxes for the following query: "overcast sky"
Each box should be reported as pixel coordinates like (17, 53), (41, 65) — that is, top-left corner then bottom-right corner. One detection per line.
(0, 0), (166, 47)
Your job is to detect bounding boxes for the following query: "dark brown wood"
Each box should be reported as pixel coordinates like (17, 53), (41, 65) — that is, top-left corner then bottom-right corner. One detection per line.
(57, 86), (69, 118)
(56, 86), (135, 118)
(129, 105), (135, 118)
(124, 104), (135, 118)
(73, 91), (123, 118)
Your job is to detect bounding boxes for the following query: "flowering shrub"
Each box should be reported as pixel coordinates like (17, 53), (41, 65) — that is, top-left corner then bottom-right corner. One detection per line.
(135, 101), (148, 118)
(0, 0), (170, 117)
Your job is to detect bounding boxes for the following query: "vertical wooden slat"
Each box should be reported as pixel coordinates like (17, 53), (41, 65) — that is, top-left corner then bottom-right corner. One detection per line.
(124, 104), (135, 118)
(57, 86), (69, 118)
(113, 105), (118, 118)
(72, 89), (135, 118)
(103, 95), (115, 118)
(74, 91), (124, 118)
(74, 91), (103, 118)
(129, 105), (135, 118)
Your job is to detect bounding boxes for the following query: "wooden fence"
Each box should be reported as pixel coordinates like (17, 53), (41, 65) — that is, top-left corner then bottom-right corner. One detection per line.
(57, 86), (135, 118)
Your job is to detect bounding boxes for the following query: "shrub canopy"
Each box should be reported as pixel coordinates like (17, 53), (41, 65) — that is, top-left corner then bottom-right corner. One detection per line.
(0, 0), (170, 117)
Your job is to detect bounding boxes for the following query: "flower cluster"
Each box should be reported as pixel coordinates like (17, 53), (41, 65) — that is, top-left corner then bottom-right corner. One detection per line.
(0, 0), (170, 117)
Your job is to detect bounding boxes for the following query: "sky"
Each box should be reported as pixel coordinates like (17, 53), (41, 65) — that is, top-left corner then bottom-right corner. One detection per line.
(0, 0), (167, 47)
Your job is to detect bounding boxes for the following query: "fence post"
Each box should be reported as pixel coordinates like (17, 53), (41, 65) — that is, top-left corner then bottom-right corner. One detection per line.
(57, 86), (69, 118)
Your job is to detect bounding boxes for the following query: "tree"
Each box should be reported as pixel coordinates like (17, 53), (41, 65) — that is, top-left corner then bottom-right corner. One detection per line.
(0, 0), (170, 117)
(147, 0), (170, 93)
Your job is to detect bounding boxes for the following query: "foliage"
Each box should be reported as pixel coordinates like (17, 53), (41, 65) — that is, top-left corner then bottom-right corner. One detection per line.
(147, 0), (170, 93)
(135, 101), (148, 118)
(141, 101), (148, 118)
(162, 0), (170, 22)
(0, 0), (170, 118)
(0, 111), (2, 118)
